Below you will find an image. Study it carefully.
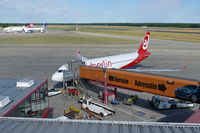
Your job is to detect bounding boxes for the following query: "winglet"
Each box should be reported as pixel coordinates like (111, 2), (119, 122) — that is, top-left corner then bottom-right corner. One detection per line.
(77, 50), (80, 55)
(76, 50), (87, 62)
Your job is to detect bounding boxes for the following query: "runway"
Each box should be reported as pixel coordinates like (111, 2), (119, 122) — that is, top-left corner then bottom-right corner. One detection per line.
(0, 30), (199, 121)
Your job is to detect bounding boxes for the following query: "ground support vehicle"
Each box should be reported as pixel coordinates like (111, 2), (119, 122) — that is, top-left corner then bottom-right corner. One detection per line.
(149, 96), (194, 110)
(64, 107), (84, 119)
(61, 86), (80, 96)
(67, 86), (80, 96)
(122, 95), (138, 106)
(111, 100), (120, 105)
(82, 98), (115, 117)
(48, 88), (61, 97)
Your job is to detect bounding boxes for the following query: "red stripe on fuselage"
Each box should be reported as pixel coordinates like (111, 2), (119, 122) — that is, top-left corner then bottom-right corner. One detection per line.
(120, 53), (150, 69)
(119, 57), (141, 69)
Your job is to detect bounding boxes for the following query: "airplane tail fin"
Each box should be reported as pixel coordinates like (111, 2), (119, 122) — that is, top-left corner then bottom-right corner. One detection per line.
(26, 24), (33, 28)
(42, 23), (47, 28)
(137, 32), (151, 55)
(76, 50), (87, 62)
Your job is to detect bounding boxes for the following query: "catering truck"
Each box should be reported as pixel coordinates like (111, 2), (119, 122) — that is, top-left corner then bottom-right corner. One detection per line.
(82, 98), (115, 117)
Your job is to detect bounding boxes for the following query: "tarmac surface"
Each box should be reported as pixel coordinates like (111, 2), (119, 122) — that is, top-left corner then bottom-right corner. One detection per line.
(0, 29), (200, 122)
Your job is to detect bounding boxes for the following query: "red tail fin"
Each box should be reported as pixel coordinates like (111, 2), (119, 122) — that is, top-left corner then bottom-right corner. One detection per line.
(137, 32), (150, 54)
(26, 24), (33, 28)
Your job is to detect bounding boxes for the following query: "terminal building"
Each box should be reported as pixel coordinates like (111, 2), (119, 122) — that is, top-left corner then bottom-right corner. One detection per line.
(0, 78), (49, 117)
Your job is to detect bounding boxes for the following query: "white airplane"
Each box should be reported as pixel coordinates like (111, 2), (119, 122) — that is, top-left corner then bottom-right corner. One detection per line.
(23, 23), (47, 33)
(3, 24), (33, 33)
(52, 32), (152, 82)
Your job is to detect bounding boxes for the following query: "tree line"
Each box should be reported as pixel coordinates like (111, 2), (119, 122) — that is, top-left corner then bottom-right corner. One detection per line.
(1, 23), (200, 28)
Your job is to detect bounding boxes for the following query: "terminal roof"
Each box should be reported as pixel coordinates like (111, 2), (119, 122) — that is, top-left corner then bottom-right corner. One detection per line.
(0, 78), (46, 116)
(0, 117), (200, 133)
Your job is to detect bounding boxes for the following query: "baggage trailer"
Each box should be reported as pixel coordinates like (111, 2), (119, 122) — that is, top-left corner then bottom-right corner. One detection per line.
(64, 107), (83, 119)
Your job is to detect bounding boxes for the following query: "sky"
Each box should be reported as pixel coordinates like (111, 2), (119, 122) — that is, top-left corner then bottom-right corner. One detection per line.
(0, 0), (200, 23)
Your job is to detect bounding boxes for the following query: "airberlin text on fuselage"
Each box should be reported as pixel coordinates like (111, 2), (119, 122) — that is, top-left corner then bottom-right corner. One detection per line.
(87, 60), (112, 68)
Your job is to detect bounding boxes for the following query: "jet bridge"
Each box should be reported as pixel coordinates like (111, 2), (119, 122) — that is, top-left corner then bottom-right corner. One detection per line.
(62, 61), (88, 96)
(63, 60), (82, 82)
(79, 66), (200, 103)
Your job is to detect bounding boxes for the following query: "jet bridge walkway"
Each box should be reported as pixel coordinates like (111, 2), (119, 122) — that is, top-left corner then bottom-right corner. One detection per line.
(63, 61), (90, 97)
(79, 66), (200, 103)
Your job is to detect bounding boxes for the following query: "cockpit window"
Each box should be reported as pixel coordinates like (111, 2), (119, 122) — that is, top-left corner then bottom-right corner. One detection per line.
(58, 70), (63, 73)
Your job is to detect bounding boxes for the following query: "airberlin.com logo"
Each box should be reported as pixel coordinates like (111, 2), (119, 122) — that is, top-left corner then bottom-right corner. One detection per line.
(87, 60), (112, 68)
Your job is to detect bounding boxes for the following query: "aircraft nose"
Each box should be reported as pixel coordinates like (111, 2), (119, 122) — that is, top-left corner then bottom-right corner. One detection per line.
(51, 72), (63, 82)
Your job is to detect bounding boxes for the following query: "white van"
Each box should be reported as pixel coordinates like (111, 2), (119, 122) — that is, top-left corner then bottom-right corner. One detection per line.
(82, 98), (115, 117)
